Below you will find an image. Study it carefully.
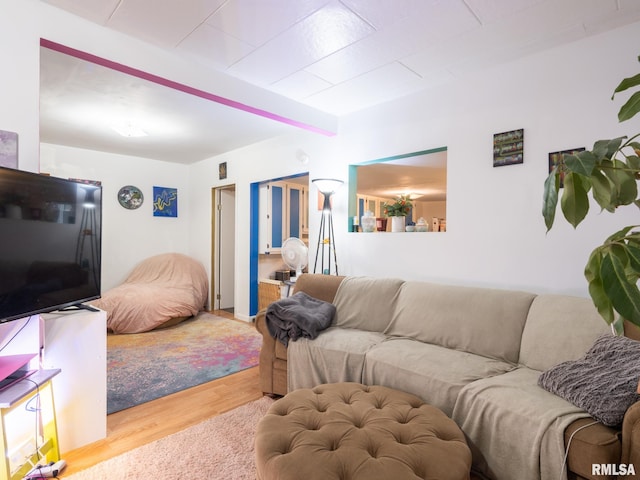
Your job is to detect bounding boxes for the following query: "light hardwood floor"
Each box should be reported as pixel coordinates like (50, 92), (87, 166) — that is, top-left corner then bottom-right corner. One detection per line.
(60, 310), (264, 477)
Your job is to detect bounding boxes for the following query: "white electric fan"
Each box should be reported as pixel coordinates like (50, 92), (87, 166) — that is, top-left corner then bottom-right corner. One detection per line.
(281, 237), (309, 282)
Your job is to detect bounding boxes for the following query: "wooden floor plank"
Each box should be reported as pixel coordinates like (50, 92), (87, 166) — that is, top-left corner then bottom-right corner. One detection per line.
(60, 310), (263, 476)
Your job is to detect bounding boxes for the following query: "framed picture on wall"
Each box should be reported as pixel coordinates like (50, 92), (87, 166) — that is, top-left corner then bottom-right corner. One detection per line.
(152, 186), (178, 217)
(548, 147), (585, 188)
(493, 129), (524, 167)
(0, 130), (18, 169)
(219, 162), (227, 180)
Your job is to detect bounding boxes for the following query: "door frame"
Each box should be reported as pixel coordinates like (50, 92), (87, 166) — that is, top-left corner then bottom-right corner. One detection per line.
(211, 184), (236, 311)
(249, 172), (308, 316)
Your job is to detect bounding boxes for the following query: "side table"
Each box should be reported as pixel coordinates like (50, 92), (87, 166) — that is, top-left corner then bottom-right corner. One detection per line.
(0, 369), (61, 480)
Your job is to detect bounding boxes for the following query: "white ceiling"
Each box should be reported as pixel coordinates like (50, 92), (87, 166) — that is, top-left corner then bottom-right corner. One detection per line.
(39, 0), (640, 163)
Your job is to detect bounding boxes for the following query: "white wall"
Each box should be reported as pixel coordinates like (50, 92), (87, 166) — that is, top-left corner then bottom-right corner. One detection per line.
(3, 0), (640, 321)
(0, 1), (40, 173)
(40, 144), (190, 291)
(189, 20), (640, 319)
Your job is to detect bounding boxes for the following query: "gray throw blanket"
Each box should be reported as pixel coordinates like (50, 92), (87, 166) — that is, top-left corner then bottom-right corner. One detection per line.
(265, 291), (336, 346)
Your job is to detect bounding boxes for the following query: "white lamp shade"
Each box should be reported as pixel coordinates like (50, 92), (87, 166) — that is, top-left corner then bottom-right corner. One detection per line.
(312, 178), (343, 194)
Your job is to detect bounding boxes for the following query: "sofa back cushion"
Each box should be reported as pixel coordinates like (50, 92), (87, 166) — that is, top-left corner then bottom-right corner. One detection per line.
(332, 276), (405, 332)
(519, 294), (610, 371)
(385, 281), (536, 363)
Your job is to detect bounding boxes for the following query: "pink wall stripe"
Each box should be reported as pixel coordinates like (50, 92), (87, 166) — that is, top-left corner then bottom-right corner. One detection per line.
(40, 38), (336, 137)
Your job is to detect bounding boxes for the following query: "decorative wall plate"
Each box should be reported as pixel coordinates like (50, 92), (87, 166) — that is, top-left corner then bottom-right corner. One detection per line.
(117, 185), (144, 210)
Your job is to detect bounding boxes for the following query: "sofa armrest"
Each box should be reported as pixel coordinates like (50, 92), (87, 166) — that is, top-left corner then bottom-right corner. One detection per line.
(254, 274), (345, 396)
(255, 309), (287, 395)
(255, 308), (269, 337)
(621, 399), (640, 467)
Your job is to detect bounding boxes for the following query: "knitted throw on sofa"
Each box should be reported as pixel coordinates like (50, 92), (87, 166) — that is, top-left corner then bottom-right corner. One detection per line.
(538, 334), (640, 427)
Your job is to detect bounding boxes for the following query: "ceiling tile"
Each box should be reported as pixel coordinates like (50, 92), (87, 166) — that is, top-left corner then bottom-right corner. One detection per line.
(227, 0), (375, 85)
(463, 0), (547, 24)
(306, 1), (479, 85)
(39, 0), (640, 161)
(304, 62), (424, 114)
(205, 0), (330, 47)
(340, 0), (436, 29)
(107, 0), (227, 48)
(584, 0), (640, 34)
(270, 70), (332, 100)
(403, 0), (619, 80)
(42, 0), (120, 24)
(177, 23), (255, 69)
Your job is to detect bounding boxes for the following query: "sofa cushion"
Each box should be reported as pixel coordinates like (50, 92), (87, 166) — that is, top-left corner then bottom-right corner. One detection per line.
(362, 338), (515, 416)
(538, 334), (640, 427)
(332, 276), (405, 332)
(287, 327), (387, 391)
(452, 367), (591, 480)
(519, 294), (610, 371)
(385, 281), (535, 363)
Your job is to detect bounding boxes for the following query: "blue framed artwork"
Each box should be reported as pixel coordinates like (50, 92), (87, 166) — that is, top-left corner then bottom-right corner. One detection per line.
(152, 186), (178, 217)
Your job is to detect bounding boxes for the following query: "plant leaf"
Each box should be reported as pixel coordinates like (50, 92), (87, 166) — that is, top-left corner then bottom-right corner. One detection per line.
(604, 225), (636, 244)
(623, 229), (640, 246)
(614, 159), (638, 204)
(602, 159), (638, 205)
(612, 72), (640, 96)
(591, 137), (626, 160)
(560, 171), (590, 228)
(564, 150), (596, 176)
(590, 169), (615, 211)
(600, 251), (640, 325)
(627, 244), (640, 272)
(618, 91), (640, 122)
(585, 250), (615, 325)
(592, 140), (610, 159)
(542, 170), (559, 231)
(612, 316), (625, 336)
(626, 154), (640, 172)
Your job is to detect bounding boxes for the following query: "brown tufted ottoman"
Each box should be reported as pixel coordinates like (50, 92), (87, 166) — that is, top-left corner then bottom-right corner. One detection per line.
(255, 382), (472, 480)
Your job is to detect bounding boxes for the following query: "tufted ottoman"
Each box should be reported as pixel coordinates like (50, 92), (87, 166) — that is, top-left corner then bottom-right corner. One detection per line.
(255, 382), (472, 480)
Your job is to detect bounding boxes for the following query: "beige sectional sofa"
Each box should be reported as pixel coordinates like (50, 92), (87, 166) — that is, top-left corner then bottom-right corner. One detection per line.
(256, 274), (640, 480)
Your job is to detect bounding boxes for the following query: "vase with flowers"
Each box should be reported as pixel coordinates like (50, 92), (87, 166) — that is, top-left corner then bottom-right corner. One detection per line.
(383, 195), (413, 232)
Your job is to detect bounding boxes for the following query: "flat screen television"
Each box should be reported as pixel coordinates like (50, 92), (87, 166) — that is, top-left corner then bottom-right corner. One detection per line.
(0, 167), (102, 323)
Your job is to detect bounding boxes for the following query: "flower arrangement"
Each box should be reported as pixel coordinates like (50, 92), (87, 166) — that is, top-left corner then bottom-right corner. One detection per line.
(383, 195), (413, 217)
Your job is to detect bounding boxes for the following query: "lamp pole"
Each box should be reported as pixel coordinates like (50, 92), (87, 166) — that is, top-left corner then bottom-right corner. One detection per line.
(311, 179), (343, 275)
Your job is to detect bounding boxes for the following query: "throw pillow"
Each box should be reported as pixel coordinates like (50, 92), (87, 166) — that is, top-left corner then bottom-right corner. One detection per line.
(538, 334), (640, 427)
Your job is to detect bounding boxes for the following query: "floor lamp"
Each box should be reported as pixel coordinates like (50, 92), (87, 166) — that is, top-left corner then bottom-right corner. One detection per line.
(312, 178), (343, 275)
(75, 186), (101, 289)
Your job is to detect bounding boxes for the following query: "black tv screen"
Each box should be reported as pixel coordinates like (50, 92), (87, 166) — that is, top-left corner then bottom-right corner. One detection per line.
(0, 167), (102, 323)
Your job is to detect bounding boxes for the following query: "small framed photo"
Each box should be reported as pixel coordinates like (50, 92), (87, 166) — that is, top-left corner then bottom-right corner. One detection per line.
(493, 129), (524, 167)
(219, 162), (227, 180)
(548, 147), (585, 188)
(0, 130), (18, 169)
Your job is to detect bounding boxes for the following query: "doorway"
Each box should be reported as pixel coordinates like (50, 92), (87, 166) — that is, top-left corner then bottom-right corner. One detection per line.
(212, 185), (236, 313)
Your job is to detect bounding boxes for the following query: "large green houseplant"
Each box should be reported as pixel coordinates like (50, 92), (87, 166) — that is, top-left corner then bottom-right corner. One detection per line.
(543, 55), (640, 334)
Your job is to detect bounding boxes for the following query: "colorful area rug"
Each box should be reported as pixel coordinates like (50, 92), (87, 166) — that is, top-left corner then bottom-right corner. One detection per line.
(107, 312), (262, 414)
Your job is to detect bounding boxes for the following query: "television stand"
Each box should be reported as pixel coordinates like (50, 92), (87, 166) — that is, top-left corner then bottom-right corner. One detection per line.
(59, 303), (100, 313)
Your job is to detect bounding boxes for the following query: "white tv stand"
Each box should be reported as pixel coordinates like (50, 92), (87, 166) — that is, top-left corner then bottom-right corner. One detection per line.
(41, 308), (107, 452)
